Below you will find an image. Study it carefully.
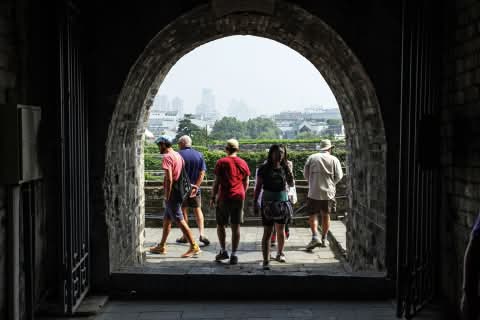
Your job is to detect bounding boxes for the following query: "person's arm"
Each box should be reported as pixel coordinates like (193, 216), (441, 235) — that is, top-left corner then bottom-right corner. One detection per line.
(164, 168), (173, 201)
(191, 170), (205, 196)
(333, 158), (344, 184)
(243, 175), (249, 192)
(210, 175), (219, 207)
(303, 156), (311, 180)
(253, 175), (263, 215)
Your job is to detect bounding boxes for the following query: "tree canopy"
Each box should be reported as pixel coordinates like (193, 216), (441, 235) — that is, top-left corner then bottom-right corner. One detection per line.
(210, 116), (281, 140)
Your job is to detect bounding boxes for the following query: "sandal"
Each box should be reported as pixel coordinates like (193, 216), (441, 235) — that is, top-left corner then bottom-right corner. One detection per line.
(149, 244), (167, 254)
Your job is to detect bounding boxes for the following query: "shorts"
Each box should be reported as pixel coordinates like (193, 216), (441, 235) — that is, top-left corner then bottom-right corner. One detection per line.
(306, 197), (336, 215)
(182, 194), (201, 208)
(216, 199), (244, 225)
(164, 197), (184, 221)
(261, 200), (292, 226)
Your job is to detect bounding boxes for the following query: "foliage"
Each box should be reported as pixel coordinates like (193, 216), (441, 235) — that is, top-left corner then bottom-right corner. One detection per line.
(144, 153), (162, 171)
(210, 117), (246, 140)
(245, 117), (281, 139)
(296, 131), (322, 140)
(144, 139), (347, 181)
(326, 119), (342, 125)
(210, 116), (281, 140)
(175, 118), (208, 146)
(144, 172), (163, 181)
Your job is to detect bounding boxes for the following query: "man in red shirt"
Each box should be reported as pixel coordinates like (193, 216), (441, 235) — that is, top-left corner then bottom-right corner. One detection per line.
(210, 139), (251, 265)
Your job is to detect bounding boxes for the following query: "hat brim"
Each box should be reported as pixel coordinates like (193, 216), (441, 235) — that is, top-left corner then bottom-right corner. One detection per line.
(319, 145), (334, 151)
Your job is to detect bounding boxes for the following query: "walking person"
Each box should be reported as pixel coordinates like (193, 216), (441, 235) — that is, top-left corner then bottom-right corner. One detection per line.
(176, 135), (210, 246)
(304, 139), (343, 250)
(149, 135), (201, 258)
(254, 144), (295, 270)
(461, 211), (480, 320)
(210, 139), (250, 265)
(270, 144), (294, 246)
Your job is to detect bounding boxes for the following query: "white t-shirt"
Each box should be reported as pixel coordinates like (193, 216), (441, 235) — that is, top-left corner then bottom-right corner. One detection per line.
(303, 151), (343, 200)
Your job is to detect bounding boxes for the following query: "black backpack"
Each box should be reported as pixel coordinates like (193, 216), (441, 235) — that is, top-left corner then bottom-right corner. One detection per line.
(173, 164), (193, 202)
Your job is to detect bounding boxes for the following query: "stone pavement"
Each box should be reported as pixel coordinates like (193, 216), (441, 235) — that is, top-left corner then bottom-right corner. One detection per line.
(117, 224), (367, 276)
(39, 299), (444, 320)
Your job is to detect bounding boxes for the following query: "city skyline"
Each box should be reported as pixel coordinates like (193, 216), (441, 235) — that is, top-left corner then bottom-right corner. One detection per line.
(154, 35), (339, 117)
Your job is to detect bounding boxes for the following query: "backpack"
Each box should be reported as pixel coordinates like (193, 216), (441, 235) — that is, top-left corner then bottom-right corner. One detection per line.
(172, 158), (192, 202)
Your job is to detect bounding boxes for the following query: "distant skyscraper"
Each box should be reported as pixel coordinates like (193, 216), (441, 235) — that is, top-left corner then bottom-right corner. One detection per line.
(171, 96), (184, 115)
(201, 88), (215, 111)
(154, 94), (169, 111)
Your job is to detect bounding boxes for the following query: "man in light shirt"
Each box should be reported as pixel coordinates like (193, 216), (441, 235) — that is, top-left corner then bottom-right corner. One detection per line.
(304, 139), (343, 250)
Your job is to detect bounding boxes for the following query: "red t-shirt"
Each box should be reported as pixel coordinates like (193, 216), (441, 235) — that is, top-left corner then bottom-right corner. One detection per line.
(214, 156), (251, 200)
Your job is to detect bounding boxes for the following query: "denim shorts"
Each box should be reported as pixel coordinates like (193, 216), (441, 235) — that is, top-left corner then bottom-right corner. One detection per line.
(164, 195), (184, 221)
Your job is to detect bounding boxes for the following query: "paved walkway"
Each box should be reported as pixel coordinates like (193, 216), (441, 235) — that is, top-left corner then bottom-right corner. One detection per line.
(39, 299), (444, 320)
(117, 224), (360, 276)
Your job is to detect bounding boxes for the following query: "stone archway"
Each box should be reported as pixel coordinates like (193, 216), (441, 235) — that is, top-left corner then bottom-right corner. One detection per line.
(105, 1), (386, 272)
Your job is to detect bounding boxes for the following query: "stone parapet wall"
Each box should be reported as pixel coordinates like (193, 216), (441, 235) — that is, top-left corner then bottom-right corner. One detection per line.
(440, 0), (480, 308)
(208, 143), (329, 152)
(144, 179), (348, 226)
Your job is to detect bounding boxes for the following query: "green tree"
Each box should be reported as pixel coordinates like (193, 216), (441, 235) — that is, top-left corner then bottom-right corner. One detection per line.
(326, 119), (342, 126)
(210, 117), (246, 140)
(245, 117), (281, 139)
(175, 118), (209, 145)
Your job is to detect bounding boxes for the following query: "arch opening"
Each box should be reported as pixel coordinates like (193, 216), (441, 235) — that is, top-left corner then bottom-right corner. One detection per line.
(105, 1), (387, 274)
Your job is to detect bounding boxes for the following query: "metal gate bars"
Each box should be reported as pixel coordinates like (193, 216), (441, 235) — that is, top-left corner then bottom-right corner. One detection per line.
(59, 1), (90, 314)
(396, 0), (442, 318)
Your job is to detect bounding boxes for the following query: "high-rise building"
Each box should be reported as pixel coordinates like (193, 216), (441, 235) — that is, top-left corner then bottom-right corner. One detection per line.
(153, 94), (169, 111)
(171, 96), (184, 115)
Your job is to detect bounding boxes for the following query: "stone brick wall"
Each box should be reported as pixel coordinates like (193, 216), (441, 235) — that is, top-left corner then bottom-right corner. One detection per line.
(102, 1), (389, 273)
(0, 1), (15, 318)
(0, 187), (6, 320)
(440, 0), (480, 309)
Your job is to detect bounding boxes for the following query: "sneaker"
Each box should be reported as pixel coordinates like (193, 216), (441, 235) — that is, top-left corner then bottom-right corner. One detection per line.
(262, 261), (270, 270)
(320, 237), (327, 247)
(306, 238), (322, 251)
(215, 250), (229, 261)
(176, 236), (187, 244)
(149, 244), (167, 254)
(181, 243), (201, 258)
(276, 253), (286, 263)
(229, 255), (238, 265)
(199, 236), (210, 246)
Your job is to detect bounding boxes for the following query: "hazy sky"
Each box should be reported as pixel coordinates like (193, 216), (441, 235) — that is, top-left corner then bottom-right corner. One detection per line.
(155, 35), (338, 116)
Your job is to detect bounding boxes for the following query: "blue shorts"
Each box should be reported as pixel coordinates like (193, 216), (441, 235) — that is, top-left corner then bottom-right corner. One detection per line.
(164, 196), (184, 221)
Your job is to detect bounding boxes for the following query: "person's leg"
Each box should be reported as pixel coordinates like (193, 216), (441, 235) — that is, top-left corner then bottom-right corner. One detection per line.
(231, 223), (240, 253)
(176, 206), (189, 242)
(461, 235), (480, 320)
(193, 207), (206, 238)
(275, 223), (286, 256)
(320, 211), (330, 240)
(308, 213), (320, 238)
(217, 224), (226, 250)
(177, 219), (195, 245)
(159, 217), (172, 246)
(262, 225), (274, 263)
(230, 200), (244, 257)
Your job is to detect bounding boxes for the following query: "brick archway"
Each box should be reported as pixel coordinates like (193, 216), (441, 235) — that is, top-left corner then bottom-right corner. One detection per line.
(105, 1), (386, 272)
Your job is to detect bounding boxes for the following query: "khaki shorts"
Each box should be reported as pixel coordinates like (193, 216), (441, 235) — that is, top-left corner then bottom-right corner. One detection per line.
(216, 199), (244, 225)
(182, 195), (201, 208)
(306, 197), (336, 215)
